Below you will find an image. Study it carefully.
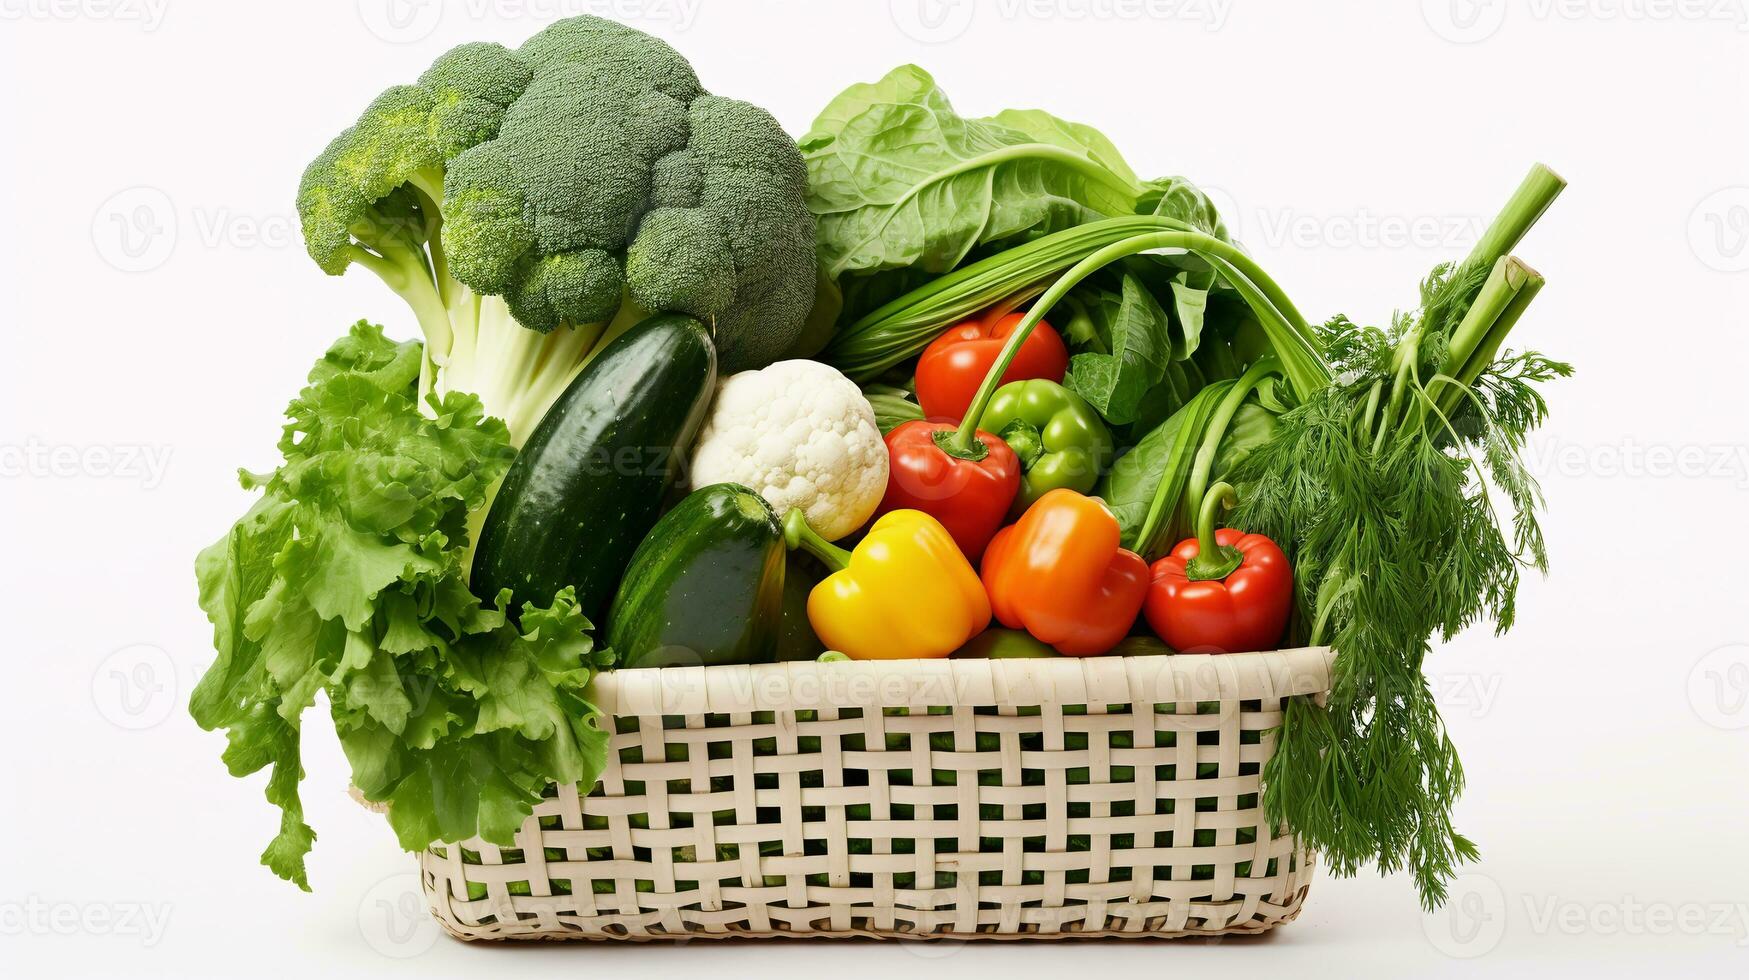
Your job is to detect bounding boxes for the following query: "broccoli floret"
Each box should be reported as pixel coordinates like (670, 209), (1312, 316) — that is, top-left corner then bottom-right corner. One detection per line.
(295, 16), (815, 444)
(625, 95), (817, 371)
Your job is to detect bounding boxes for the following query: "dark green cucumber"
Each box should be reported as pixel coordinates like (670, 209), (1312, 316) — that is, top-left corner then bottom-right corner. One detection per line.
(472, 314), (716, 620)
(608, 483), (785, 669)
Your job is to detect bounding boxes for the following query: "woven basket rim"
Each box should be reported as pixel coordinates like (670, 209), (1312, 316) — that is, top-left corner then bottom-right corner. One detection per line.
(590, 646), (1334, 716)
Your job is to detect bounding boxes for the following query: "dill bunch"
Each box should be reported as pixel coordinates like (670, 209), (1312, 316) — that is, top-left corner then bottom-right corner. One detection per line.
(1233, 168), (1571, 908)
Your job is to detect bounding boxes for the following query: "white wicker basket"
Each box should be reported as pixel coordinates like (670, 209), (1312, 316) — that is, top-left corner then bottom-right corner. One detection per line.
(419, 647), (1334, 941)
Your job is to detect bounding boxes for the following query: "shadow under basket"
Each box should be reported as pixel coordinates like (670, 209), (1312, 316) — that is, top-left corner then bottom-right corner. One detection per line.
(419, 646), (1335, 941)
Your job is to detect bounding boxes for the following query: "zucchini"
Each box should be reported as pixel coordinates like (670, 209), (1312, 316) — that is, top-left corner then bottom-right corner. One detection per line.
(472, 314), (716, 620)
(607, 483), (786, 669)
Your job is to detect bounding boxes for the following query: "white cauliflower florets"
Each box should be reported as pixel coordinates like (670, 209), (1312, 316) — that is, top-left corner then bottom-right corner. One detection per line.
(689, 360), (888, 541)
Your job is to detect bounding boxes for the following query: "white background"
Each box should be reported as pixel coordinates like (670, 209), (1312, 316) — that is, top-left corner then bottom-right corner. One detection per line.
(3, 0), (1747, 975)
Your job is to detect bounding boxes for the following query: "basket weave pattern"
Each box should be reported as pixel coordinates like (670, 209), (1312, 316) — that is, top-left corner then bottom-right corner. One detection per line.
(421, 648), (1333, 941)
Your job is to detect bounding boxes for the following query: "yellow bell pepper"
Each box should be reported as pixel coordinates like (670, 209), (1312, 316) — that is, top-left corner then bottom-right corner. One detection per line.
(782, 509), (990, 660)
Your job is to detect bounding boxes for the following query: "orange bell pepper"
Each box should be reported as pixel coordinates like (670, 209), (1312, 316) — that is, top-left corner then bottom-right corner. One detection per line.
(980, 489), (1149, 656)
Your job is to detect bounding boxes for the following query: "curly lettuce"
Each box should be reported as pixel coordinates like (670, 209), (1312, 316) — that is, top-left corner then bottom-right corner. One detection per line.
(191, 322), (610, 889)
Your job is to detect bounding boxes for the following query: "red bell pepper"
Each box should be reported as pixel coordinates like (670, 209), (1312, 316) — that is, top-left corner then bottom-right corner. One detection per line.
(878, 420), (1019, 561)
(878, 305), (1066, 559)
(981, 489), (1150, 656)
(1144, 482), (1293, 654)
(915, 310), (1068, 421)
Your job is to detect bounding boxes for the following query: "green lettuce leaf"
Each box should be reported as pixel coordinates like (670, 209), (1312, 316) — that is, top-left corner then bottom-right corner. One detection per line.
(1062, 272), (1175, 425)
(800, 65), (1144, 280)
(192, 321), (610, 890)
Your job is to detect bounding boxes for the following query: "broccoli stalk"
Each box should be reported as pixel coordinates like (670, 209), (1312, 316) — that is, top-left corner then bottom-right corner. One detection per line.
(333, 172), (646, 443)
(296, 16), (815, 446)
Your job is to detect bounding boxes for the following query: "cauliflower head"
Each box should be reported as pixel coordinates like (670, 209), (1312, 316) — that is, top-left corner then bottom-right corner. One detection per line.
(689, 360), (888, 541)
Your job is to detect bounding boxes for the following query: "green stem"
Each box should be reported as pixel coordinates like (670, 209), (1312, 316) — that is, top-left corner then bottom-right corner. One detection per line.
(1185, 482), (1243, 582)
(1204, 254), (1318, 354)
(1187, 356), (1280, 514)
(347, 243), (454, 364)
(996, 419), (1044, 469)
(783, 508), (851, 573)
(1360, 378), (1384, 435)
(403, 170), (450, 302)
(944, 230), (1329, 455)
(1465, 164), (1566, 272)
(1441, 269), (1547, 419)
(1441, 257), (1531, 380)
(1373, 341), (1418, 454)
(1131, 381), (1230, 560)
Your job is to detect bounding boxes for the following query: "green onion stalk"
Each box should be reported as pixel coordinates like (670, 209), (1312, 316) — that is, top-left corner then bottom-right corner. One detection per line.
(824, 215), (1320, 382)
(1366, 165), (1564, 451)
(932, 229), (1330, 462)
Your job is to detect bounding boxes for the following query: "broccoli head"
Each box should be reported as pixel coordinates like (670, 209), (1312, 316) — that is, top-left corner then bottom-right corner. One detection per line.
(295, 16), (816, 442)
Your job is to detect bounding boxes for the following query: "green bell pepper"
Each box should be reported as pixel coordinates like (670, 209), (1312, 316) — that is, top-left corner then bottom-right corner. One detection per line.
(952, 627), (1060, 659)
(979, 379), (1113, 514)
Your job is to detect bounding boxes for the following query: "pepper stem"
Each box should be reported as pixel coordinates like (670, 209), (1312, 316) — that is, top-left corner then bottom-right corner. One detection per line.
(1185, 482), (1244, 582)
(997, 418), (1044, 470)
(783, 508), (852, 573)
